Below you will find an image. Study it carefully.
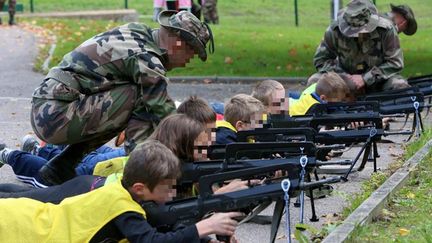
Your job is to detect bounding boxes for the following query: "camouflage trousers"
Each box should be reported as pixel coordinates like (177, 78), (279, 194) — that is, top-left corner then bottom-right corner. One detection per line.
(202, 0), (218, 24)
(0, 0), (16, 15)
(307, 72), (410, 95)
(31, 83), (169, 154)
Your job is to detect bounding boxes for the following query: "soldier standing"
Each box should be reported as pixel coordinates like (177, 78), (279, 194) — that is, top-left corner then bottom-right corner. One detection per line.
(30, 11), (214, 185)
(0, 0), (16, 25)
(308, 0), (408, 95)
(202, 0), (218, 24)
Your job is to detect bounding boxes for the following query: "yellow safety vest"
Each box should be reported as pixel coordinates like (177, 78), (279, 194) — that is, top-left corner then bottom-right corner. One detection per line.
(0, 178), (145, 242)
(289, 94), (320, 116)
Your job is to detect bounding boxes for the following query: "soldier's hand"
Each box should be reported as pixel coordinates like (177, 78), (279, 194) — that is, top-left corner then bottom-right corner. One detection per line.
(351, 75), (365, 90)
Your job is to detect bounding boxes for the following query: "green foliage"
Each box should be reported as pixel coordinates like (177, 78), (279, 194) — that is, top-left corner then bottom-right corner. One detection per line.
(348, 132), (432, 241)
(23, 0), (432, 77)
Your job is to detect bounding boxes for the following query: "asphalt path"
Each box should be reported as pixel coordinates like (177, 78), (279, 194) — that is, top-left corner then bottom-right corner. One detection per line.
(0, 26), (417, 242)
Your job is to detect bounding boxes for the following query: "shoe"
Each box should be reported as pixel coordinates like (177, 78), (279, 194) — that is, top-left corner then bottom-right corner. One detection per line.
(21, 135), (40, 155)
(0, 145), (12, 168)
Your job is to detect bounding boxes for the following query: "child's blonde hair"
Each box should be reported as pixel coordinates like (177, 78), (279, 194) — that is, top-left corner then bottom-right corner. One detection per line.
(251, 79), (285, 106)
(224, 94), (264, 126)
(316, 72), (349, 100)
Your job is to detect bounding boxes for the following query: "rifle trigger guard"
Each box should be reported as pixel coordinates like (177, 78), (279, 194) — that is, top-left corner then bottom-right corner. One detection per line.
(300, 155), (308, 168)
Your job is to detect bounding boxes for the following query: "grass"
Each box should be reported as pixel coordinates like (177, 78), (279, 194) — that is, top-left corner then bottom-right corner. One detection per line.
(303, 129), (432, 242)
(349, 149), (432, 242)
(20, 0), (432, 77)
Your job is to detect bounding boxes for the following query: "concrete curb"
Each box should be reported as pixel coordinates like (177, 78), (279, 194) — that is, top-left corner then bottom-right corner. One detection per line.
(169, 76), (307, 85)
(42, 32), (57, 73)
(323, 139), (432, 242)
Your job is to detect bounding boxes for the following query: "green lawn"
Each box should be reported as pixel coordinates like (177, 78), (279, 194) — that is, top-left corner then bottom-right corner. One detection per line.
(22, 0), (432, 77)
(350, 149), (432, 242)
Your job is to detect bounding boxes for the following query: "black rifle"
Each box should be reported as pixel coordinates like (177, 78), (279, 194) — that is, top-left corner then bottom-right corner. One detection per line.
(181, 141), (316, 185)
(270, 103), (384, 179)
(363, 89), (425, 139)
(143, 161), (342, 243)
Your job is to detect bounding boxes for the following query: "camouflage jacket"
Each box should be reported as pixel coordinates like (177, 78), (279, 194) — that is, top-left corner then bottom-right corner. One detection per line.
(313, 17), (404, 87)
(33, 22), (175, 117)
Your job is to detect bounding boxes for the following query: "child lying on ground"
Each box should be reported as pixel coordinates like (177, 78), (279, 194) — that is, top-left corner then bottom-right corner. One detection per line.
(216, 94), (265, 144)
(289, 72), (350, 116)
(251, 79), (288, 115)
(0, 140), (242, 242)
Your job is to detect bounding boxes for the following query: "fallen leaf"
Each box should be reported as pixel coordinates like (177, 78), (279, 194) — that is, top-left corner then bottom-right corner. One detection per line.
(224, 56), (233, 64)
(399, 228), (410, 236)
(289, 48), (298, 57)
(203, 79), (212, 84)
(406, 192), (415, 199)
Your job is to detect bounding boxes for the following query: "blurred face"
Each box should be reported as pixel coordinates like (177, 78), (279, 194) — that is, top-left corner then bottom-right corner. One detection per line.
(165, 31), (196, 70)
(393, 12), (408, 33)
(269, 88), (288, 114)
(193, 122), (216, 161)
(235, 112), (265, 131)
(140, 179), (177, 204)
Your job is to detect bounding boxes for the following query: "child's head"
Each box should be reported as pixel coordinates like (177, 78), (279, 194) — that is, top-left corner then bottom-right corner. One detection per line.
(316, 72), (350, 103)
(177, 96), (217, 127)
(123, 140), (181, 204)
(224, 94), (265, 131)
(251, 79), (288, 114)
(150, 114), (204, 161)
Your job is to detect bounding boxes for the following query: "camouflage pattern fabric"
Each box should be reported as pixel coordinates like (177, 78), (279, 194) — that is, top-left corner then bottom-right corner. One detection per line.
(312, 17), (408, 92)
(31, 23), (176, 153)
(0, 0), (16, 14)
(202, 0), (218, 24)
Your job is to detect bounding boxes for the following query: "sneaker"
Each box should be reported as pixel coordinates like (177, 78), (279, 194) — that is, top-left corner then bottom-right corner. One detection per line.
(21, 135), (40, 155)
(0, 146), (12, 168)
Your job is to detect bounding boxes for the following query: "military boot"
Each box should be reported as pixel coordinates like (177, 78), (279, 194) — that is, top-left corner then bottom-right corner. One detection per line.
(8, 13), (15, 25)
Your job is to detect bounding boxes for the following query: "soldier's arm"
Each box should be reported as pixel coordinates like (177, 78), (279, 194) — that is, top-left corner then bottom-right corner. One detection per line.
(313, 27), (341, 73)
(128, 53), (176, 132)
(362, 28), (404, 86)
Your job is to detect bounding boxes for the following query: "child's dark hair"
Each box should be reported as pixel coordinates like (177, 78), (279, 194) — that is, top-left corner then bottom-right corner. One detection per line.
(177, 96), (216, 124)
(123, 140), (181, 191)
(149, 113), (204, 162)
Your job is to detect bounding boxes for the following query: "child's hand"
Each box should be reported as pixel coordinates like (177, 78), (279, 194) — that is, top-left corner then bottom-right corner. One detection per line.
(214, 179), (261, 194)
(197, 212), (244, 238)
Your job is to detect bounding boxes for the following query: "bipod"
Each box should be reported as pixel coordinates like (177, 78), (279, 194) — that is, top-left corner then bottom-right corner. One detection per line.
(406, 97), (424, 141)
(270, 180), (291, 243)
(342, 128), (378, 181)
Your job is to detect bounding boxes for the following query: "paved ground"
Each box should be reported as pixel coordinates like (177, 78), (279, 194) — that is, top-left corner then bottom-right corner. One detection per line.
(0, 25), (419, 242)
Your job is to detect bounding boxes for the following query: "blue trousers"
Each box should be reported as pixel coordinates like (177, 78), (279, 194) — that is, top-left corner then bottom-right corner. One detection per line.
(7, 145), (125, 187)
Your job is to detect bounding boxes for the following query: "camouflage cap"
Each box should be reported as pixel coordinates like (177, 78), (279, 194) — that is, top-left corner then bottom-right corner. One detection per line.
(338, 0), (380, 37)
(390, 4), (417, 36)
(158, 10), (214, 61)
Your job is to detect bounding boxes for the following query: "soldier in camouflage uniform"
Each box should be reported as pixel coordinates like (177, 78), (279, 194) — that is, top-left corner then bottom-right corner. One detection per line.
(382, 4), (417, 36)
(308, 0), (408, 95)
(0, 0), (16, 25)
(202, 0), (218, 24)
(31, 10), (214, 185)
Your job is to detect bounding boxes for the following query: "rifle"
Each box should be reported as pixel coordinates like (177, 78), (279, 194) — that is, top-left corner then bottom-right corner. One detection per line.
(144, 159), (342, 243)
(181, 141), (316, 185)
(269, 107), (384, 179)
(362, 89), (425, 139)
